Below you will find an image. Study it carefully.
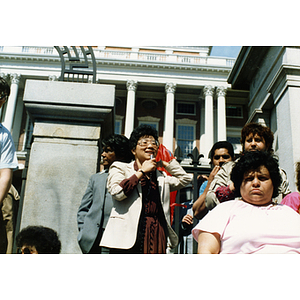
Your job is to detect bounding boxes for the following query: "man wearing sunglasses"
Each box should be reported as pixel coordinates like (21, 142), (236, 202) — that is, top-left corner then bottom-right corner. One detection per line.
(0, 76), (18, 253)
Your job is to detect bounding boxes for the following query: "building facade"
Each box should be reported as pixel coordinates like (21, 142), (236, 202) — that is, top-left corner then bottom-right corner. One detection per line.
(2, 46), (299, 252)
(0, 46), (248, 177)
(228, 46), (300, 192)
(0, 46), (251, 252)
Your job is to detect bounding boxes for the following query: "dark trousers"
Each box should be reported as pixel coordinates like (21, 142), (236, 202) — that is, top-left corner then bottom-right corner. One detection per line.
(88, 228), (110, 254)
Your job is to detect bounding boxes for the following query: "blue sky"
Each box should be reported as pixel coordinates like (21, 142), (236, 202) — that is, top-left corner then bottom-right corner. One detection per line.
(210, 46), (241, 58)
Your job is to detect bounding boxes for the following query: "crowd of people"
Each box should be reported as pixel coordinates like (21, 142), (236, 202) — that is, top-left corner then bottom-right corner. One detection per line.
(1, 74), (300, 254)
(189, 122), (300, 254)
(78, 124), (192, 254)
(193, 151), (300, 254)
(77, 120), (300, 254)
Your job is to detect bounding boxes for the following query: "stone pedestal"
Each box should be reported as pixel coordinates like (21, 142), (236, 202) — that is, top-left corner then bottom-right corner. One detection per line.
(20, 80), (115, 253)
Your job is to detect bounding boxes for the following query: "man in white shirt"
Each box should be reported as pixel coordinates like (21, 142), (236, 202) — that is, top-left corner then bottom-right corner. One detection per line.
(0, 76), (19, 253)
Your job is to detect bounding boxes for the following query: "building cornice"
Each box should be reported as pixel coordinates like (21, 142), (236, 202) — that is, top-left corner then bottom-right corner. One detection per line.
(0, 53), (59, 63)
(96, 59), (231, 73)
(268, 63), (300, 105)
(0, 47), (234, 75)
(0, 54), (232, 77)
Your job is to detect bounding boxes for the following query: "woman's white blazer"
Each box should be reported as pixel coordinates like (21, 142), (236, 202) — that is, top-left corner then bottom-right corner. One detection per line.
(100, 159), (193, 250)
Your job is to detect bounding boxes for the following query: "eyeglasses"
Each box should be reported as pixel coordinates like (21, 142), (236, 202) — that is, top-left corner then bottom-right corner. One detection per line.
(213, 155), (231, 160)
(137, 139), (159, 148)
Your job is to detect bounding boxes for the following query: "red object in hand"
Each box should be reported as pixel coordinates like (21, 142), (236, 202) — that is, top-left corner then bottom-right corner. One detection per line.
(156, 144), (177, 225)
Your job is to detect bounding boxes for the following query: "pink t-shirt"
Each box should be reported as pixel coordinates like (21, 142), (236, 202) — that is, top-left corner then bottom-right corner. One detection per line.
(192, 199), (300, 254)
(281, 192), (300, 213)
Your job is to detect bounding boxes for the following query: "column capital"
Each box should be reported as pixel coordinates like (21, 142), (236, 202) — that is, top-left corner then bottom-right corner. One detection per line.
(126, 80), (138, 92)
(10, 73), (21, 85)
(165, 82), (176, 94)
(216, 86), (227, 97)
(203, 85), (214, 97)
(49, 75), (58, 81)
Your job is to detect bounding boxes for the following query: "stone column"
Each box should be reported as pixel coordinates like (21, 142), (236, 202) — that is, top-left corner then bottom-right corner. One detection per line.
(203, 85), (214, 159)
(21, 80), (115, 253)
(216, 86), (227, 141)
(124, 80), (138, 138)
(3, 74), (20, 132)
(163, 82), (176, 152)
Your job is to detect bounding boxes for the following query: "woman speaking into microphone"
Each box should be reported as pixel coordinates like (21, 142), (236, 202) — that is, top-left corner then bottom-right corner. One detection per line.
(100, 124), (192, 254)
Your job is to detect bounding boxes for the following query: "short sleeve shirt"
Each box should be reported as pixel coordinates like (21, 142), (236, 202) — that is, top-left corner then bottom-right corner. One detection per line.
(0, 124), (18, 170)
(192, 199), (300, 254)
(199, 180), (207, 196)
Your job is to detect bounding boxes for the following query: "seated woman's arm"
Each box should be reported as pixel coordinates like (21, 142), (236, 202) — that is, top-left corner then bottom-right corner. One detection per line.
(193, 200), (237, 254)
(197, 231), (221, 254)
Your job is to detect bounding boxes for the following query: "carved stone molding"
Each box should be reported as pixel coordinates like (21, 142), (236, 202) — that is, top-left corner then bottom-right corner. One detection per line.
(216, 86), (227, 97)
(138, 116), (160, 123)
(10, 73), (21, 85)
(49, 75), (58, 81)
(203, 85), (214, 97)
(175, 118), (197, 125)
(126, 80), (138, 92)
(165, 82), (176, 94)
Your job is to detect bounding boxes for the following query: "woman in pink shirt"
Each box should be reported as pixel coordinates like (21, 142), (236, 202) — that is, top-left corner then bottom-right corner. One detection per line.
(192, 151), (300, 254)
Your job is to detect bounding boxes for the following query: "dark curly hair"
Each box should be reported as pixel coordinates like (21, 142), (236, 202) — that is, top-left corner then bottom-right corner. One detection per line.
(16, 225), (61, 254)
(231, 151), (282, 199)
(102, 134), (133, 163)
(0, 76), (10, 97)
(129, 124), (158, 151)
(241, 123), (274, 153)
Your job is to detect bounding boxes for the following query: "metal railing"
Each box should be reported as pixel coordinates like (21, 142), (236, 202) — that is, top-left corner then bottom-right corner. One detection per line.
(0, 46), (235, 68)
(173, 146), (211, 254)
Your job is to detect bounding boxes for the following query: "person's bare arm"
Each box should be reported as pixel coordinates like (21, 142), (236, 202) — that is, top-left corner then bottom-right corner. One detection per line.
(0, 168), (12, 204)
(197, 231), (221, 254)
(193, 166), (220, 219)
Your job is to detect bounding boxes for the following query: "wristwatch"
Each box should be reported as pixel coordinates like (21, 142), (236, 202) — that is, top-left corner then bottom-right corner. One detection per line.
(138, 169), (146, 176)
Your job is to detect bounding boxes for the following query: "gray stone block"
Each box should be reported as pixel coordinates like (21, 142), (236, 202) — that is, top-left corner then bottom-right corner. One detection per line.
(20, 80), (115, 253)
(23, 80), (115, 125)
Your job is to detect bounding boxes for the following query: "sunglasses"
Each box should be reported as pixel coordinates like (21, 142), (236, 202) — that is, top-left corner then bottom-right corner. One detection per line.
(213, 154), (231, 160)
